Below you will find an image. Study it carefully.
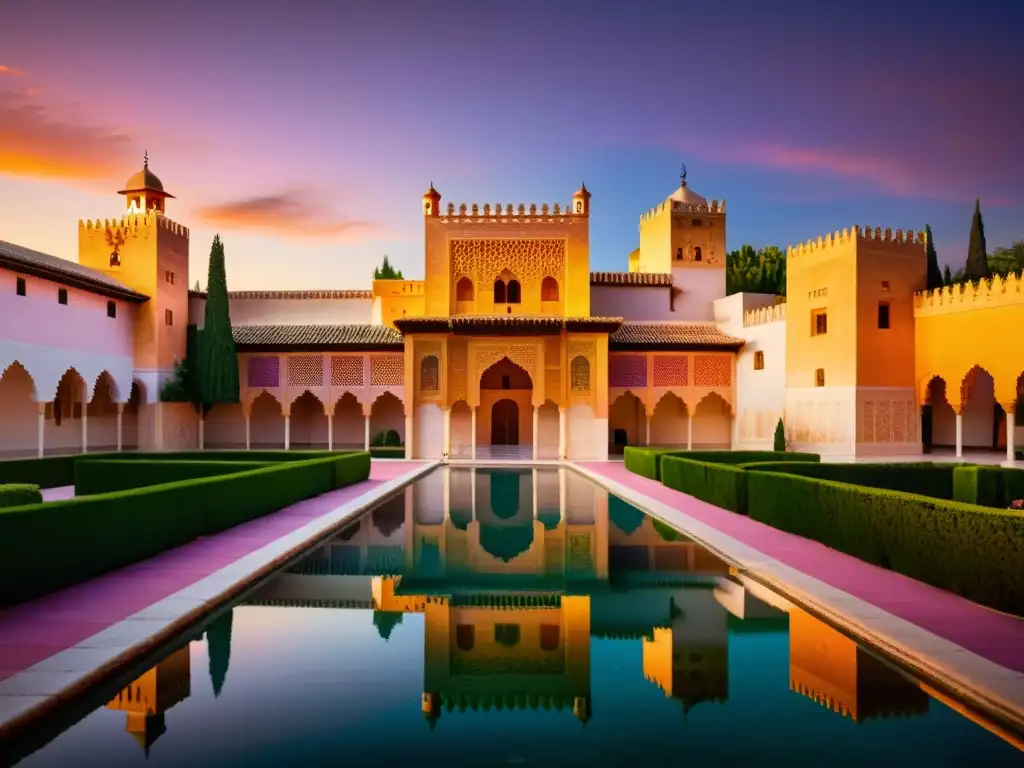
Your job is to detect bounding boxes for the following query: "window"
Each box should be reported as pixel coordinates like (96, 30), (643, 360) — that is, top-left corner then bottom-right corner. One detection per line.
(455, 276), (474, 301)
(877, 301), (890, 329)
(811, 309), (827, 336)
(506, 279), (521, 304)
(493, 278), (507, 303)
(815, 368), (825, 387)
(420, 355), (439, 391)
(541, 276), (559, 301)
(455, 624), (475, 651)
(753, 351), (765, 370)
(675, 247), (683, 261)
(692, 218), (703, 226)
(570, 356), (591, 392)
(494, 624), (521, 647)
(501, 375), (511, 390)
(164, 308), (173, 326)
(539, 624), (560, 651)
(58, 288), (68, 305)
(881, 281), (890, 292)
(694, 246), (702, 262)
(16, 277), (26, 296)
(165, 271), (176, 285)
(107, 301), (117, 319)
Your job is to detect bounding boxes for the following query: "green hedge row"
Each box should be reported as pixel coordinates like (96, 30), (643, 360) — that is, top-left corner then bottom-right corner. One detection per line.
(0, 484), (42, 508)
(369, 447), (406, 459)
(623, 447), (820, 481)
(953, 465), (1024, 509)
(0, 452), (372, 607)
(74, 459), (276, 495)
(745, 470), (1024, 614)
(661, 457), (751, 513)
(0, 454), (110, 489)
(742, 461), (960, 501)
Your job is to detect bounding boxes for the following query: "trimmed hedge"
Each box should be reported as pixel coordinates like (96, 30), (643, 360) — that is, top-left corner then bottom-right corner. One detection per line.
(742, 461), (959, 501)
(0, 484), (42, 508)
(953, 465), (1024, 509)
(623, 447), (819, 482)
(0, 454), (110, 489)
(370, 447), (406, 459)
(0, 452), (371, 606)
(662, 457), (751, 513)
(75, 459), (276, 495)
(745, 470), (1024, 614)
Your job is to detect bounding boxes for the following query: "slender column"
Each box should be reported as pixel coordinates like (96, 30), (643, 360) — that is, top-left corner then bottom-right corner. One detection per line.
(686, 413), (693, 451)
(955, 411), (963, 458)
(198, 414), (205, 450)
(245, 412), (252, 450)
(81, 399), (88, 454)
(36, 402), (46, 458)
(442, 406), (451, 459)
(558, 407), (567, 460)
(532, 406), (540, 460)
(532, 468), (539, 518)
(327, 414), (334, 451)
(116, 403), (124, 452)
(471, 468), (477, 521)
(470, 406), (477, 461)
(284, 414), (291, 450)
(1006, 407), (1016, 463)
(645, 414), (651, 446)
(405, 412), (414, 460)
(364, 413), (371, 452)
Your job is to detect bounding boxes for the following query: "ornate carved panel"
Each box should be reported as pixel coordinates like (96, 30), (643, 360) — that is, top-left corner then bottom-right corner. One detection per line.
(474, 344), (539, 383)
(450, 238), (565, 285)
(694, 355), (731, 387)
(288, 355), (324, 387)
(609, 355), (647, 389)
(652, 355), (688, 387)
(570, 356), (591, 393)
(420, 356), (440, 392)
(370, 356), (404, 386)
(247, 356), (280, 388)
(330, 356), (363, 388)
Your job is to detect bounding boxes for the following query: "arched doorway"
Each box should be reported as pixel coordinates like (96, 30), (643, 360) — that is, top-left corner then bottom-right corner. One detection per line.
(491, 399), (519, 445)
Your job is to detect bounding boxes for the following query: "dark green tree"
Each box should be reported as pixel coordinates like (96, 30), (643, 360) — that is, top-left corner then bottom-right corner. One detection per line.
(943, 264), (953, 285)
(988, 241), (1024, 277)
(964, 199), (991, 281)
(159, 324), (201, 406)
(373, 611), (404, 641)
(207, 608), (234, 697)
(373, 255), (403, 280)
(925, 225), (943, 290)
(773, 418), (786, 452)
(197, 235), (240, 411)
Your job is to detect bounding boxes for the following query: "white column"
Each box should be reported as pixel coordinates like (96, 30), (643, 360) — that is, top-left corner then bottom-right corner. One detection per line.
(116, 403), (124, 452)
(686, 413), (693, 451)
(955, 412), (963, 458)
(327, 414), (334, 451)
(532, 406), (540, 460)
(36, 402), (46, 458)
(471, 468), (477, 520)
(1007, 409), (1016, 463)
(405, 412), (414, 460)
(470, 406), (477, 461)
(245, 412), (252, 450)
(532, 468), (539, 518)
(364, 414), (371, 452)
(645, 414), (651, 446)
(81, 399), (88, 454)
(284, 415), (291, 450)
(442, 406), (451, 459)
(198, 415), (205, 450)
(558, 407), (567, 460)
(558, 467), (567, 517)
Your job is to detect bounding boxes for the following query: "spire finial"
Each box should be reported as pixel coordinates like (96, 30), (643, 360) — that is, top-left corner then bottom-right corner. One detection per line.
(144, 150), (149, 169)
(680, 163), (687, 187)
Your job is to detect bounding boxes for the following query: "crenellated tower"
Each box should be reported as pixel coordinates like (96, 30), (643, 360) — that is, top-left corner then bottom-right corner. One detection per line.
(78, 156), (190, 396)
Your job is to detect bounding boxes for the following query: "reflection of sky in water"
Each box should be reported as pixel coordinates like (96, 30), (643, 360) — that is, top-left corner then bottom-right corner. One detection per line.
(16, 469), (1022, 767)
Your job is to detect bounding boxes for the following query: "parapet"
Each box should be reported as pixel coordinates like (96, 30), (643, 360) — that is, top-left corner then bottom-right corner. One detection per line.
(914, 271), (1024, 317)
(640, 199), (726, 221)
(743, 302), (787, 328)
(438, 202), (586, 222)
(786, 226), (926, 258)
(373, 280), (425, 296)
(79, 210), (190, 239)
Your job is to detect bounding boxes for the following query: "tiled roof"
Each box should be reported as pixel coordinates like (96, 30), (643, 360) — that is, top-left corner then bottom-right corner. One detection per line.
(190, 289), (372, 300)
(610, 322), (745, 350)
(394, 315), (624, 335)
(590, 271), (673, 286)
(0, 239), (149, 302)
(232, 324), (403, 351)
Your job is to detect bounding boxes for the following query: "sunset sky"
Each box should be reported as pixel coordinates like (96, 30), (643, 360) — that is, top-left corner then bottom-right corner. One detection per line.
(0, 0), (1021, 290)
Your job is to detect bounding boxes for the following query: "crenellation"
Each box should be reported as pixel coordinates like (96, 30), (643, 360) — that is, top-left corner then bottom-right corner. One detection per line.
(743, 303), (787, 327)
(787, 224), (926, 258)
(640, 199), (726, 220)
(77, 210), (189, 239)
(914, 271), (1024, 315)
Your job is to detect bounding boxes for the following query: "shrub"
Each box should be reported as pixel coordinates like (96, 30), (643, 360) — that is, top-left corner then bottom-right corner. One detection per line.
(623, 448), (684, 480)
(0, 454), (106, 490)
(75, 459), (276, 495)
(741, 461), (959, 501)
(953, 465), (1024, 509)
(745, 470), (1024, 615)
(0, 452), (371, 607)
(773, 419), (786, 452)
(624, 448), (819, 482)
(661, 457), (749, 513)
(0, 484), (42, 508)
(370, 447), (406, 459)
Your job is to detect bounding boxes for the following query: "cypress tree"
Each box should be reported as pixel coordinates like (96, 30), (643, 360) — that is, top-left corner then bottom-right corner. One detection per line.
(773, 418), (786, 452)
(925, 225), (943, 290)
(943, 264), (953, 286)
(197, 235), (240, 411)
(207, 609), (234, 697)
(964, 199), (991, 281)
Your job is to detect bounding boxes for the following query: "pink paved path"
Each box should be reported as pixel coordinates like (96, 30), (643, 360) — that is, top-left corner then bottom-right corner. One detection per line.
(582, 461), (1024, 674)
(0, 461), (415, 683)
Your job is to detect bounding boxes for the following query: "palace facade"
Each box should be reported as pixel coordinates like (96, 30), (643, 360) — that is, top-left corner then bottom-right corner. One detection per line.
(0, 160), (1020, 461)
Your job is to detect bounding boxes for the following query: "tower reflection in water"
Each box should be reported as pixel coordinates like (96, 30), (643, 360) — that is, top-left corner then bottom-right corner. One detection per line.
(112, 467), (931, 747)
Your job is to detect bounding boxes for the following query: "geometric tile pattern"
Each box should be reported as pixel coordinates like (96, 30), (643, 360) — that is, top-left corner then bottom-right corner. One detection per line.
(247, 356), (280, 388)
(331, 356), (363, 387)
(288, 355), (324, 387)
(694, 355), (731, 387)
(652, 355), (688, 387)
(371, 356), (404, 387)
(609, 355), (647, 388)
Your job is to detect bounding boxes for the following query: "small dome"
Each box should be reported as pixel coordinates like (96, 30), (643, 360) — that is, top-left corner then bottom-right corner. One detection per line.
(669, 183), (706, 206)
(574, 182), (591, 199)
(422, 182), (441, 199)
(118, 153), (174, 198)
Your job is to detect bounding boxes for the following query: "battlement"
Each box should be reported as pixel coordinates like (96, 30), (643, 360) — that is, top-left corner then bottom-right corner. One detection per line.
(438, 202), (586, 222)
(78, 210), (189, 239)
(786, 225), (926, 258)
(373, 279), (425, 297)
(743, 302), (787, 328)
(640, 199), (725, 221)
(914, 272), (1024, 317)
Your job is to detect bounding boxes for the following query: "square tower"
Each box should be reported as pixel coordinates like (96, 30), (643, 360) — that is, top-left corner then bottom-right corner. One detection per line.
(784, 226), (927, 457)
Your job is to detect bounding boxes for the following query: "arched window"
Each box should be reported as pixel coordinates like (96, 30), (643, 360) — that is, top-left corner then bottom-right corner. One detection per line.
(694, 246), (702, 262)
(570, 356), (591, 392)
(539, 624), (560, 651)
(456, 276), (474, 302)
(456, 624), (475, 651)
(507, 279), (522, 304)
(495, 624), (521, 647)
(541, 276), (559, 301)
(420, 355), (439, 391)
(676, 247), (683, 261)
(493, 278), (507, 303)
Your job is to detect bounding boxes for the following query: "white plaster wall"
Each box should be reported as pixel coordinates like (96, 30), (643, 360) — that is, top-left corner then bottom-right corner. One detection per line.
(415, 403), (443, 459)
(784, 386), (856, 457)
(671, 267), (726, 321)
(450, 403), (473, 456)
(566, 403), (607, 460)
(537, 403), (559, 459)
(589, 286), (675, 321)
(227, 297), (373, 326)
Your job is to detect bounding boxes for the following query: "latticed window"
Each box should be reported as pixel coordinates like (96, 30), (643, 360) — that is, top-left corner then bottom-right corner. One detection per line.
(456, 276), (474, 301)
(570, 355), (591, 392)
(420, 355), (439, 391)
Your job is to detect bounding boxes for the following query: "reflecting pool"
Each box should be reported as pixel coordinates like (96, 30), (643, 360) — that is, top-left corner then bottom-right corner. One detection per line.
(12, 468), (1023, 766)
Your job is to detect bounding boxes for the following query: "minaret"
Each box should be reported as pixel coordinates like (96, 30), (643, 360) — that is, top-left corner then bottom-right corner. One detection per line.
(572, 182), (591, 216)
(118, 152), (176, 215)
(422, 182), (441, 217)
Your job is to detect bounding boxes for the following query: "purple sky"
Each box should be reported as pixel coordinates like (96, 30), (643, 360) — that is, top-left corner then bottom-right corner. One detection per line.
(0, 0), (1021, 289)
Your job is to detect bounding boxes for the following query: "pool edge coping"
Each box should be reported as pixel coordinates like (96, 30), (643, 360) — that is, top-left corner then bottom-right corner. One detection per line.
(0, 460), (440, 742)
(568, 460), (1024, 738)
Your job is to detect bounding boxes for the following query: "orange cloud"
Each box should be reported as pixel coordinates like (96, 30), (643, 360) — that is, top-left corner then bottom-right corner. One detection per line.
(192, 192), (387, 241)
(0, 85), (135, 183)
(0, 65), (21, 76)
